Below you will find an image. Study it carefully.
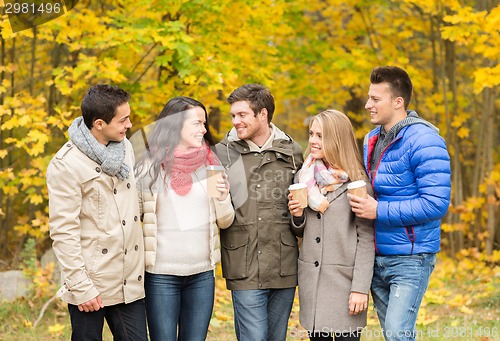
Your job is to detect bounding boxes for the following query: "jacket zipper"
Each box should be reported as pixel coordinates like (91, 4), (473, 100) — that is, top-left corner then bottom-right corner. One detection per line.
(368, 133), (403, 255)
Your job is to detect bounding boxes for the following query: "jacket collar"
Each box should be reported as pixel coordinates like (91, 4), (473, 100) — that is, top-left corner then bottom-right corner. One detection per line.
(221, 123), (295, 156)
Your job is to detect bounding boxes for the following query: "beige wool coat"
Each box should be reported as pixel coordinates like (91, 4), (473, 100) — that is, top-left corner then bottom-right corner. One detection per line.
(47, 139), (145, 306)
(291, 182), (374, 333)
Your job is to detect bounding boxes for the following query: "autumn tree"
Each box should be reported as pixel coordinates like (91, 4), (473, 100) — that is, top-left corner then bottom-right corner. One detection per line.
(0, 0), (498, 268)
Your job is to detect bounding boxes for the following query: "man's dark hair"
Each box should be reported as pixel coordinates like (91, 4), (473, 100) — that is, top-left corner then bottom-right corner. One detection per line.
(81, 84), (130, 129)
(227, 84), (275, 123)
(370, 66), (413, 109)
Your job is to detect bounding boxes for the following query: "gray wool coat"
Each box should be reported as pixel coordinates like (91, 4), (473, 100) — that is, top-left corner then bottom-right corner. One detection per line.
(291, 182), (374, 333)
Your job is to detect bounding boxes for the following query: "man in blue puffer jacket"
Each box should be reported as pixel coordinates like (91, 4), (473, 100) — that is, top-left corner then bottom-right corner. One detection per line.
(348, 66), (451, 341)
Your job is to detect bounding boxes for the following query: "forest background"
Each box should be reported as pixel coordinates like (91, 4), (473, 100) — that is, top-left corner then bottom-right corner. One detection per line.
(0, 0), (499, 339)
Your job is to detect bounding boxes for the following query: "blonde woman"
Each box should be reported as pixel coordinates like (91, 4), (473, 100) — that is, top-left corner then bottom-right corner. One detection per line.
(288, 110), (374, 341)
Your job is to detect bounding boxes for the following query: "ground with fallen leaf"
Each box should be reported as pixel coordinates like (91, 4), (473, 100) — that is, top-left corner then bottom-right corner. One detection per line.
(0, 252), (498, 340)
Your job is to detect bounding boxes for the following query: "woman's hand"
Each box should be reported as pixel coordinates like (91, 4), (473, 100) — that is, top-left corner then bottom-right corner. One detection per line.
(216, 172), (230, 201)
(348, 292), (368, 316)
(288, 193), (304, 217)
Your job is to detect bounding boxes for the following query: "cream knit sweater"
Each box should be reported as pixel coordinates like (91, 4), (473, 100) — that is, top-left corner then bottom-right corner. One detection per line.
(137, 165), (235, 274)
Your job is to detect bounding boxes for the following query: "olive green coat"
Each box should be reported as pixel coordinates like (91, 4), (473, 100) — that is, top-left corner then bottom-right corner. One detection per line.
(215, 126), (304, 290)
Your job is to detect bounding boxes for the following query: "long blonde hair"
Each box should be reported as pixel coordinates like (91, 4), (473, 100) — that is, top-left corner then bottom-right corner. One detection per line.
(307, 110), (368, 182)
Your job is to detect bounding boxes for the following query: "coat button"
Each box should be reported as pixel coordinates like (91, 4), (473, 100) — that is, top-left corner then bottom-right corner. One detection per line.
(138, 275), (143, 281)
(124, 249), (127, 255)
(95, 167), (101, 173)
(102, 249), (108, 254)
(127, 183), (131, 188)
(316, 237), (321, 243)
(123, 280), (127, 286)
(314, 261), (319, 267)
(316, 213), (321, 219)
(114, 189), (117, 194)
(134, 216), (138, 221)
(122, 220), (126, 226)
(135, 245), (139, 251)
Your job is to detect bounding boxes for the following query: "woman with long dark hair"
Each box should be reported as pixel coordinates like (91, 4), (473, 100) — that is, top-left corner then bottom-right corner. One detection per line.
(135, 96), (234, 341)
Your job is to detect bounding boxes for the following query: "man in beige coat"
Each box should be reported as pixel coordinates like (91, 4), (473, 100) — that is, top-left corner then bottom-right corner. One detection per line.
(47, 85), (148, 340)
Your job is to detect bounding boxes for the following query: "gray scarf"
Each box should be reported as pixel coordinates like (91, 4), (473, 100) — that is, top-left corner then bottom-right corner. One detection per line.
(68, 116), (130, 180)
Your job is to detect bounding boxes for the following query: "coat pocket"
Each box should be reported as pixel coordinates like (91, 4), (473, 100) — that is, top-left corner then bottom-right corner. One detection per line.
(220, 231), (249, 280)
(280, 231), (298, 276)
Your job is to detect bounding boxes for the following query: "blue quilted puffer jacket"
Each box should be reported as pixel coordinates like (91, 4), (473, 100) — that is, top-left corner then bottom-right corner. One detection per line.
(363, 113), (451, 256)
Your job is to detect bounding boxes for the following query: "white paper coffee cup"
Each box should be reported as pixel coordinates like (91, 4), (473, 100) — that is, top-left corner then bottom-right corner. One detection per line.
(347, 180), (367, 198)
(289, 183), (308, 208)
(206, 165), (225, 198)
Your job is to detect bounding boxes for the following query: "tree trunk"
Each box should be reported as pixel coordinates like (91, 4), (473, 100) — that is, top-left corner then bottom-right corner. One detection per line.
(29, 27), (37, 96)
(484, 87), (496, 254)
(48, 42), (64, 117)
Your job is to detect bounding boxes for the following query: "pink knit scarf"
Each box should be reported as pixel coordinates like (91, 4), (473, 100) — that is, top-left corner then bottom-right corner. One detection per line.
(167, 143), (220, 196)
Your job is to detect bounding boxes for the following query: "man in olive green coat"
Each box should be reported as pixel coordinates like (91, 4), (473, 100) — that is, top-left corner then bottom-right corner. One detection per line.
(215, 84), (303, 341)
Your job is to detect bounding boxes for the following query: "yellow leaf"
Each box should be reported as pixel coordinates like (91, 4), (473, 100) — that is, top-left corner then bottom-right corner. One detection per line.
(214, 312), (231, 321)
(457, 127), (470, 139)
(48, 323), (65, 334)
(459, 306), (474, 314)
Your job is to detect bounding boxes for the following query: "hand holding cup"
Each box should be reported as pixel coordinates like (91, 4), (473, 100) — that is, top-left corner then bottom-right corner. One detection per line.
(347, 180), (378, 220)
(288, 183), (308, 217)
(206, 165), (229, 200)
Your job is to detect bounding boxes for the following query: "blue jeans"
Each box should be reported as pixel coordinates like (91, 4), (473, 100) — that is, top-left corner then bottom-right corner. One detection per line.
(145, 270), (214, 341)
(68, 299), (148, 341)
(231, 287), (295, 341)
(371, 253), (436, 341)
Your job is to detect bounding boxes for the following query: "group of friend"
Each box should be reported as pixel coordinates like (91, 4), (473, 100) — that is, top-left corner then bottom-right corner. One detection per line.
(46, 65), (452, 341)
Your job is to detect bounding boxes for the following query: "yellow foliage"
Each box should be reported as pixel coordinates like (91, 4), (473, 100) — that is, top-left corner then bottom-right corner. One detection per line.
(213, 312), (231, 322)
(473, 66), (500, 94)
(48, 323), (65, 335)
(491, 250), (500, 263)
(448, 294), (472, 307)
(23, 319), (33, 328)
(458, 306), (474, 315)
(423, 253), (498, 328)
(416, 307), (440, 326)
(457, 127), (470, 139)
(3, 185), (19, 196)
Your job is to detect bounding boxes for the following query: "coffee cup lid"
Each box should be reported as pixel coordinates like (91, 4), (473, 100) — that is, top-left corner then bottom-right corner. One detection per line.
(289, 183), (307, 190)
(347, 180), (366, 189)
(206, 165), (225, 171)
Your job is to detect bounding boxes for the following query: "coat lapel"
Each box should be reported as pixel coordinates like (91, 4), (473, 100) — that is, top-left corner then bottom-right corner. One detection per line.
(326, 183), (348, 203)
